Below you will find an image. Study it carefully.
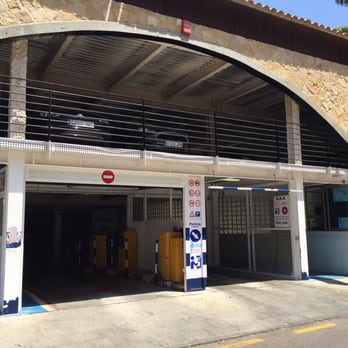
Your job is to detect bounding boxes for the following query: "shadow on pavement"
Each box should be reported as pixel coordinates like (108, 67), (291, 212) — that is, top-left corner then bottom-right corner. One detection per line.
(309, 275), (348, 286)
(23, 268), (174, 309)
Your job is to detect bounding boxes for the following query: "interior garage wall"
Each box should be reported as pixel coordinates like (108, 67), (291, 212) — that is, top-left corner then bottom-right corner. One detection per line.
(131, 220), (183, 272)
(307, 231), (348, 275)
(254, 231), (292, 275)
(128, 189), (184, 273)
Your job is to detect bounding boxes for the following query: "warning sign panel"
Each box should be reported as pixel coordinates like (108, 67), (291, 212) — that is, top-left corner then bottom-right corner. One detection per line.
(184, 175), (206, 290)
(274, 195), (290, 228)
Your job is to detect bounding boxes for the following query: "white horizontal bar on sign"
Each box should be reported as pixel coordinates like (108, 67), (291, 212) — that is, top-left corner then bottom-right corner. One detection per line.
(208, 186), (225, 190)
(250, 227), (291, 231)
(185, 269), (207, 279)
(208, 186), (302, 193)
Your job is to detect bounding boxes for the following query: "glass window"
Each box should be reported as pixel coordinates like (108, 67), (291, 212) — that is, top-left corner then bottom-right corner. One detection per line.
(147, 198), (170, 220)
(0, 172), (4, 191)
(132, 197), (144, 221)
(305, 185), (348, 231)
(305, 188), (326, 230)
(329, 186), (348, 229)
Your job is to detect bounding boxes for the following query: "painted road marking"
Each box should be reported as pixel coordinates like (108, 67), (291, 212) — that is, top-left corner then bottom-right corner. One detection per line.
(294, 323), (336, 334)
(221, 338), (264, 348)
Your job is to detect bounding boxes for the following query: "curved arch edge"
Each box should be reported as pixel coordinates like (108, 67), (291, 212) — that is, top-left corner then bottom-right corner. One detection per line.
(1, 20), (346, 142)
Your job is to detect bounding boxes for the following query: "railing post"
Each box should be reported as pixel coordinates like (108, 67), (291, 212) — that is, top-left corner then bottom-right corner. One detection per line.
(93, 236), (97, 270)
(326, 135), (331, 167)
(124, 238), (129, 278)
(151, 239), (160, 284)
(109, 238), (114, 267)
(213, 111), (219, 157)
(275, 120), (281, 162)
(142, 100), (146, 150)
(48, 84), (52, 141)
(75, 239), (82, 269)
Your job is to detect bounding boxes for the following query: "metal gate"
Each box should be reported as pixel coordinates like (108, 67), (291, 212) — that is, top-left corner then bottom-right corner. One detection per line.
(218, 191), (292, 275)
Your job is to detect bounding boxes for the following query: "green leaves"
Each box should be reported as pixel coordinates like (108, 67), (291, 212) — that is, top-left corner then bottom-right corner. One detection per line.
(336, 0), (348, 6)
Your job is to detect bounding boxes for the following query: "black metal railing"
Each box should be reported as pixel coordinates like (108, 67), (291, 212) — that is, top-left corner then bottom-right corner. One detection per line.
(0, 76), (347, 168)
(215, 112), (288, 162)
(301, 126), (348, 168)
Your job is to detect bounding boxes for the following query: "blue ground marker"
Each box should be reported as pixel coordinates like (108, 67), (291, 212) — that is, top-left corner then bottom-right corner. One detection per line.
(309, 274), (347, 282)
(20, 291), (47, 315)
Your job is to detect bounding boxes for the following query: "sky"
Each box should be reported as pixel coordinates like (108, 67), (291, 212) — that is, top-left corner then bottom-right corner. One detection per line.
(256, 0), (348, 28)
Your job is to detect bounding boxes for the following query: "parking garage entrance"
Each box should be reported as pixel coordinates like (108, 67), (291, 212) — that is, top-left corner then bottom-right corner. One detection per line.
(18, 167), (207, 311)
(23, 189), (178, 307)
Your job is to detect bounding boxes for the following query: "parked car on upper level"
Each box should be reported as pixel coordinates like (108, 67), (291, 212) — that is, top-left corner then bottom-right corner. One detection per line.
(138, 127), (190, 153)
(27, 111), (110, 146)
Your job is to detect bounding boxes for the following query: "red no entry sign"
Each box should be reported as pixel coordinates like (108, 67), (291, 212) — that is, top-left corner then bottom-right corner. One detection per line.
(282, 206), (288, 215)
(101, 170), (115, 184)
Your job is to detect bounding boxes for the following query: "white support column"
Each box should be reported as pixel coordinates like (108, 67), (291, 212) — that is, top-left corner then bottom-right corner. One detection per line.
(285, 96), (302, 165)
(289, 175), (309, 280)
(1, 152), (26, 314)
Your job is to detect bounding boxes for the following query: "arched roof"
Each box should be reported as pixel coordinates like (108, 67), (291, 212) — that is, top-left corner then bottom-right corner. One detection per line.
(0, 1), (347, 140)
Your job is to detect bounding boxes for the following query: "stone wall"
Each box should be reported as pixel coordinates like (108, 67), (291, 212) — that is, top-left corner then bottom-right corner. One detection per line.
(0, 0), (347, 140)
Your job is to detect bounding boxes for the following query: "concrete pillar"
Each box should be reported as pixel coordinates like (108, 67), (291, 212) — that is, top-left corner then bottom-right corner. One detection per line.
(212, 191), (220, 267)
(53, 206), (64, 266)
(289, 175), (309, 280)
(285, 96), (302, 165)
(1, 152), (26, 314)
(206, 188), (219, 267)
(8, 40), (28, 139)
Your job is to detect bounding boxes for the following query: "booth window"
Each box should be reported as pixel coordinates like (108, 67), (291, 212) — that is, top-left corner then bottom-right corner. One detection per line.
(329, 186), (348, 229)
(147, 197), (183, 220)
(147, 198), (170, 220)
(132, 197), (144, 221)
(305, 185), (348, 231)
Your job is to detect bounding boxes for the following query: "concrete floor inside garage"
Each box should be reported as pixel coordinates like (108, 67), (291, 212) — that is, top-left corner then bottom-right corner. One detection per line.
(23, 188), (182, 308)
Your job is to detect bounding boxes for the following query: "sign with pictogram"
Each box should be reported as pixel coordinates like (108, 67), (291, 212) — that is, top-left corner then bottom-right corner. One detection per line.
(274, 195), (290, 228)
(190, 229), (201, 242)
(101, 170), (115, 184)
(184, 175), (206, 291)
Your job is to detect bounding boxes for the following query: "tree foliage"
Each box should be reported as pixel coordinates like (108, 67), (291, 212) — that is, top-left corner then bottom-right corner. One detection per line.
(336, 0), (348, 5)
(336, 26), (348, 33)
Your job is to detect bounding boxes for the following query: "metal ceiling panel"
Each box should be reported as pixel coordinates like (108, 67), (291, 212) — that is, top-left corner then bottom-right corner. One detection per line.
(123, 46), (216, 91)
(0, 32), (285, 118)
